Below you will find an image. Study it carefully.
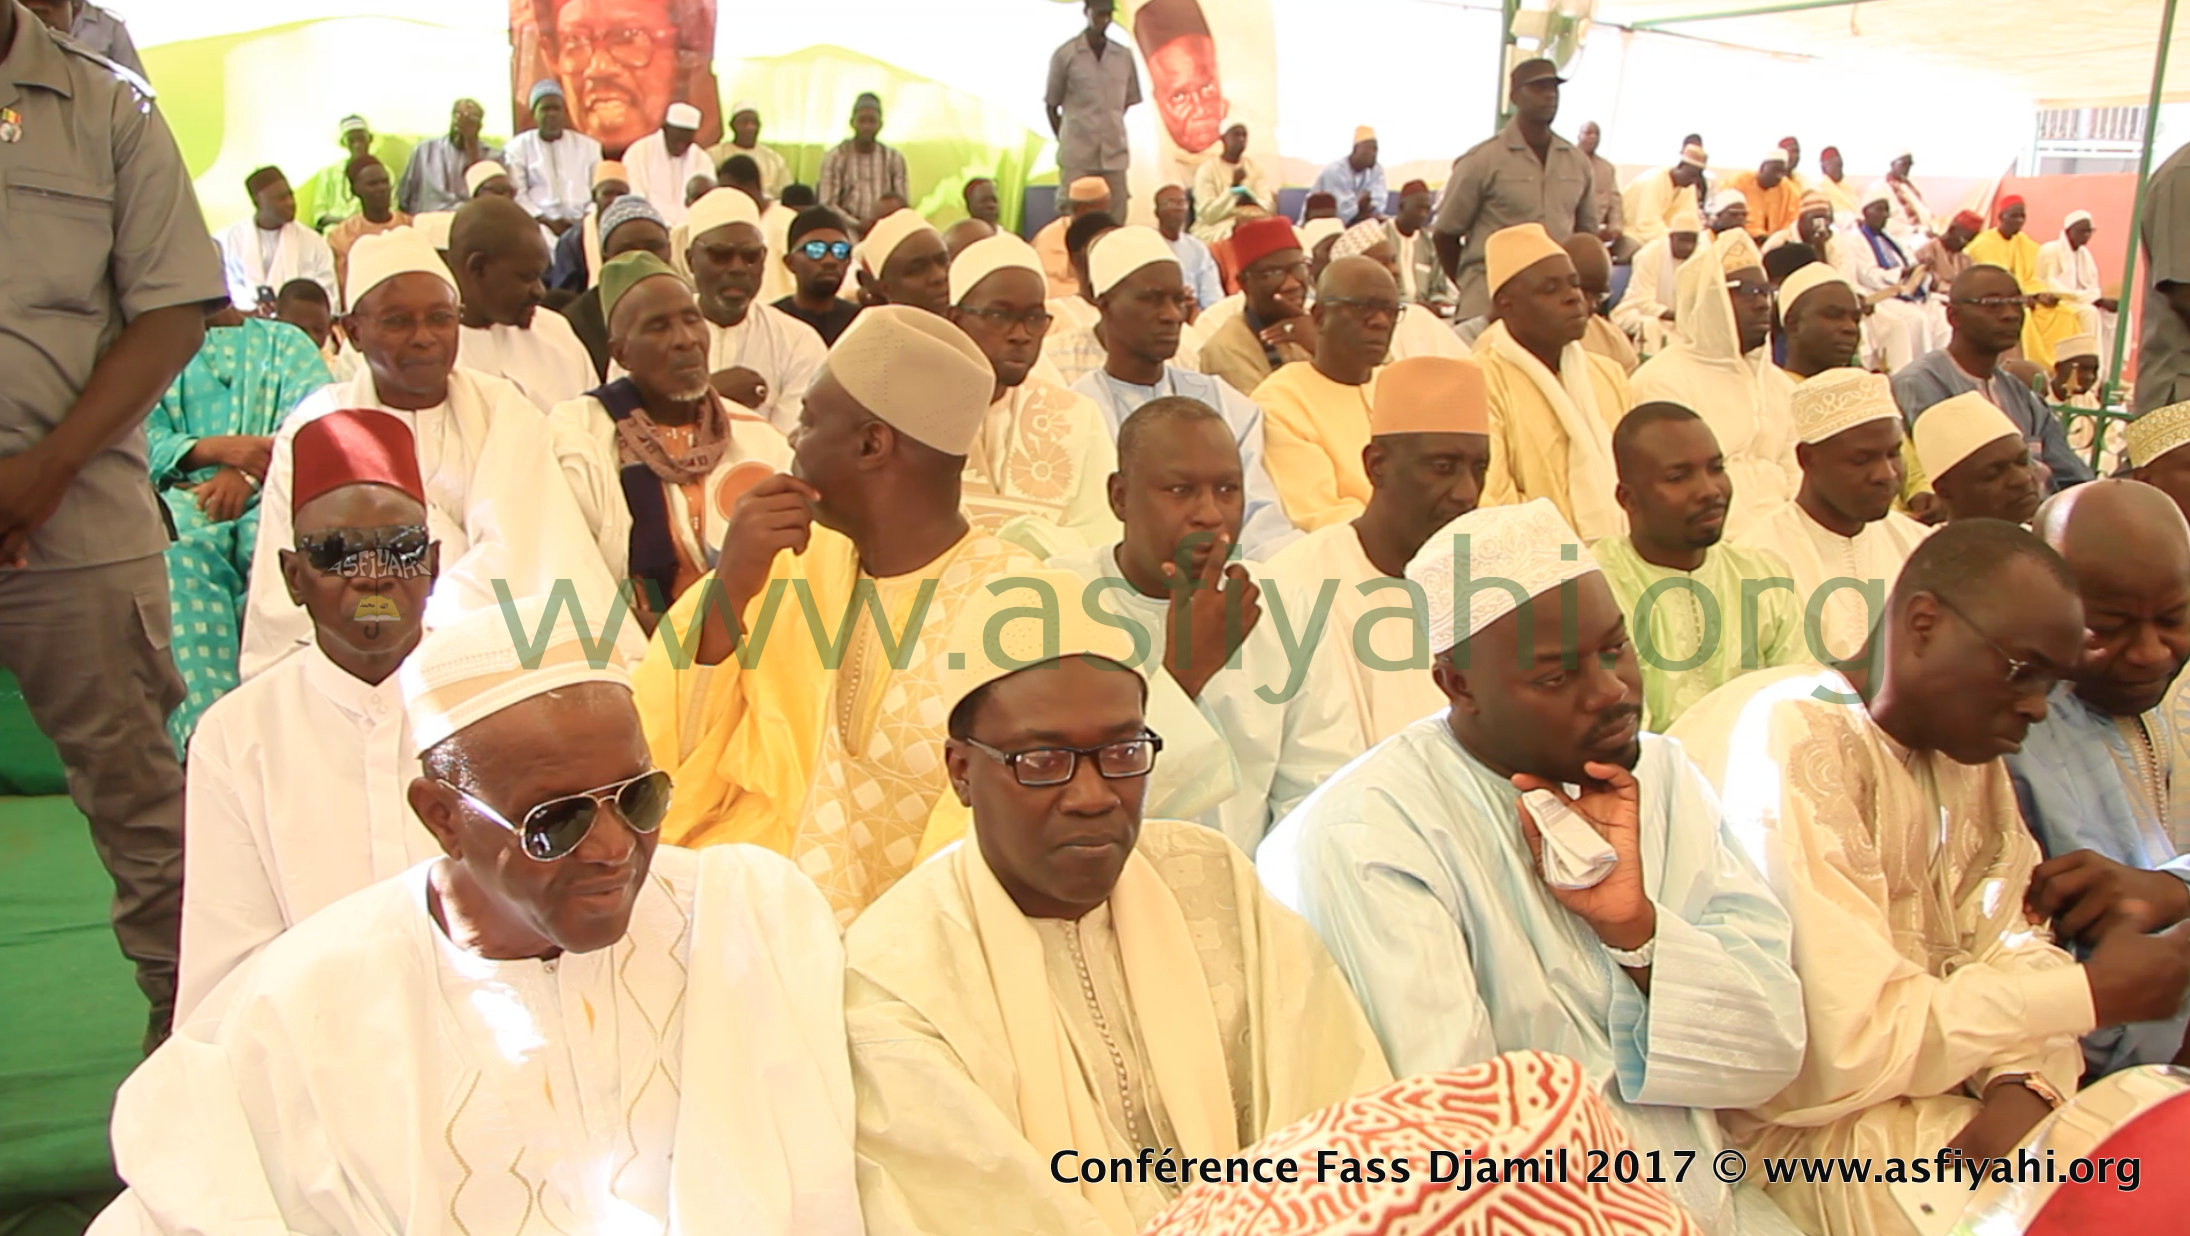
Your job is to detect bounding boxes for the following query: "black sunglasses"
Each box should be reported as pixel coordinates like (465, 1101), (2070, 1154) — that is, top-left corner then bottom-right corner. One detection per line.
(444, 768), (674, 861)
(797, 239), (853, 261)
(295, 524), (430, 576)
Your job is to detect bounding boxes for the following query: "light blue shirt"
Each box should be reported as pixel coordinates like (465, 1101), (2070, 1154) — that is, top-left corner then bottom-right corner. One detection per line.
(1260, 725), (1806, 1236)
(1070, 365), (1300, 561)
(1164, 231), (1224, 313)
(502, 128), (602, 225)
(1307, 159), (1388, 224)
(2007, 682), (2190, 1075)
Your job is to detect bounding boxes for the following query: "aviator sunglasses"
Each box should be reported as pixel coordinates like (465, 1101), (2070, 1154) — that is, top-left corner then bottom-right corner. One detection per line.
(443, 768), (675, 861)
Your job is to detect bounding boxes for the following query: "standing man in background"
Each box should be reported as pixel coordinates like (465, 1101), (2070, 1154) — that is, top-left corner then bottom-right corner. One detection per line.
(399, 98), (497, 214)
(0, 0), (229, 1049)
(818, 92), (910, 226)
(1577, 120), (1629, 261)
(1046, 0), (1139, 218)
(504, 79), (601, 237)
(1434, 59), (1596, 320)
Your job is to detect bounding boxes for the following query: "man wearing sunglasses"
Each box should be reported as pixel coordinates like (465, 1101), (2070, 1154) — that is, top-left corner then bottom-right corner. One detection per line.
(1676, 519), (2190, 1235)
(773, 206), (863, 345)
(845, 569), (1390, 1235)
(100, 595), (862, 1234)
(684, 188), (826, 436)
(176, 408), (443, 1018)
(1892, 264), (2092, 494)
(946, 233), (1120, 559)
(240, 227), (622, 679)
(1251, 255), (1398, 532)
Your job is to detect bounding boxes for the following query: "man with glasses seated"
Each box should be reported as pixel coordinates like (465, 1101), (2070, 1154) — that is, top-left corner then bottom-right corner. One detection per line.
(1196, 217), (1312, 398)
(240, 228), (621, 680)
(843, 569), (1390, 1236)
(1250, 255), (1398, 531)
(1670, 519), (2190, 1236)
(773, 207), (863, 344)
(947, 233), (1121, 558)
(1892, 264), (2093, 495)
(683, 188), (826, 436)
(175, 409), (444, 1019)
(97, 594), (863, 1235)
(1048, 398), (1362, 853)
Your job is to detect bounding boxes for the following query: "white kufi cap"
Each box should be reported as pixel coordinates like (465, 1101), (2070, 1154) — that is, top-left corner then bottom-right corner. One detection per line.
(855, 207), (940, 277)
(2129, 401), (2190, 467)
(950, 232), (1048, 304)
(344, 226), (455, 308)
(1789, 368), (1901, 445)
(1912, 391), (2021, 481)
(400, 595), (633, 755)
(820, 305), (995, 455)
(1088, 226), (1178, 297)
(1405, 499), (1598, 653)
(686, 187), (763, 240)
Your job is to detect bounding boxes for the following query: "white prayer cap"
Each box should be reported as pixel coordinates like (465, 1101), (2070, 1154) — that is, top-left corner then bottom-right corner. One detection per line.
(1860, 183), (1894, 210)
(938, 569), (1145, 719)
(1758, 146), (1789, 167)
(2055, 333), (2100, 362)
(413, 211), (457, 251)
(1668, 204), (1703, 234)
(463, 160), (510, 196)
(686, 187), (762, 241)
(664, 102), (702, 130)
(344, 226), (455, 308)
(1405, 499), (1598, 654)
(400, 595), (633, 755)
(1706, 189), (1746, 217)
(1088, 226), (1178, 297)
(1299, 216), (1346, 251)
(1678, 142), (1709, 168)
(1331, 219), (1388, 261)
(854, 207), (939, 276)
(1789, 367), (1901, 444)
(1780, 261), (1854, 313)
(728, 99), (759, 119)
(2128, 401), (2190, 467)
(819, 305), (994, 455)
(950, 232), (1047, 304)
(2065, 209), (2095, 230)
(1913, 392), (2021, 481)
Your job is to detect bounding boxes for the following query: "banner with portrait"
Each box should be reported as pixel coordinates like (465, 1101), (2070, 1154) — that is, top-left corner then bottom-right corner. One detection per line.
(509, 0), (724, 156)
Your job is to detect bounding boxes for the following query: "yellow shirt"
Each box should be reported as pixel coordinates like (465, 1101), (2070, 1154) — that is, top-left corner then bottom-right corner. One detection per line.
(1251, 361), (1377, 530)
(1476, 342), (1633, 536)
(1963, 228), (2082, 370)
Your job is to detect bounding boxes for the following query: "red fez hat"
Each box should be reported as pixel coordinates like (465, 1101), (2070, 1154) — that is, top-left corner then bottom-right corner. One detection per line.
(1996, 195), (2026, 217)
(1231, 216), (1303, 270)
(1400, 178), (1429, 197)
(1819, 145), (1840, 159)
(292, 409), (426, 513)
(1953, 209), (1986, 232)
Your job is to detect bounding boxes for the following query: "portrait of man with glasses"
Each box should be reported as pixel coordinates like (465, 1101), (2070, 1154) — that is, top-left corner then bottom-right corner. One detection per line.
(516, 0), (720, 157)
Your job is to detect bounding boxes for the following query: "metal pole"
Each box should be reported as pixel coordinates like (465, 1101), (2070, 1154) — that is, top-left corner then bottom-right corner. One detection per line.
(1495, 0), (1520, 131)
(1627, 0), (1861, 28)
(2105, 0), (2179, 405)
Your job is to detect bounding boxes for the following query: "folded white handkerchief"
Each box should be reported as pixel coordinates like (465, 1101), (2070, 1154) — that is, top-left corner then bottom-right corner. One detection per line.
(1523, 788), (1619, 890)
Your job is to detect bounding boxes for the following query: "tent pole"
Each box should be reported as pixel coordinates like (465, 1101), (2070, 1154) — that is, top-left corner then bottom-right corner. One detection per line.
(2106, 0), (2178, 405)
(1496, 0), (1520, 130)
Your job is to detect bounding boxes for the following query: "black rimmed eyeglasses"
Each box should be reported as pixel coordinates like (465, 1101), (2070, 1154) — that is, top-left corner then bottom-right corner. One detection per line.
(957, 733), (1163, 787)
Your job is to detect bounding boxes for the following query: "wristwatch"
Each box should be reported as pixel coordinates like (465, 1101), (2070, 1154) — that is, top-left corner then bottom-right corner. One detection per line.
(1990, 1072), (2065, 1110)
(1603, 935), (1656, 969)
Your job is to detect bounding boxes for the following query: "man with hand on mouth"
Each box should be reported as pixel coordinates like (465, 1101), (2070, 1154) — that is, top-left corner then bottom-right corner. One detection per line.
(175, 408), (445, 1017)
(1595, 402), (1804, 732)
(1260, 497), (1805, 1236)
(1673, 518), (2190, 1236)
(844, 569), (1390, 1236)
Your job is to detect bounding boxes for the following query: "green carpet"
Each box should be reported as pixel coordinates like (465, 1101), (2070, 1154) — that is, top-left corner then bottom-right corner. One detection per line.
(0, 670), (66, 796)
(0, 792), (136, 1227)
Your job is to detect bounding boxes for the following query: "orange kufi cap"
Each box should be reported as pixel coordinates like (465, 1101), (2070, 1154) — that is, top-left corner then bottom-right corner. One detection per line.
(1370, 357), (1490, 437)
(1485, 223), (1569, 296)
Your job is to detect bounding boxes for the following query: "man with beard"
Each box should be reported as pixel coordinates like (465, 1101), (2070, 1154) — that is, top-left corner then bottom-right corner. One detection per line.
(1190, 121), (1272, 244)
(1595, 404), (1803, 731)
(2013, 480), (2190, 1074)
(1259, 497), (1806, 1236)
(398, 98), (498, 215)
(623, 102), (711, 228)
(557, 194), (673, 377)
(1434, 60), (1596, 319)
(548, 251), (791, 619)
(683, 189), (826, 435)
(1910, 392), (2043, 526)
(550, 0), (684, 158)
(504, 79), (602, 236)
(1046, 0), (1140, 217)
(175, 409), (444, 1017)
(1671, 520), (2190, 1236)
(449, 196), (598, 412)
(1252, 255), (1397, 530)
(1632, 229), (1797, 535)
(1262, 356), (1493, 743)
(1196, 217), (1311, 397)
(773, 208), (862, 344)
(1734, 368), (1929, 666)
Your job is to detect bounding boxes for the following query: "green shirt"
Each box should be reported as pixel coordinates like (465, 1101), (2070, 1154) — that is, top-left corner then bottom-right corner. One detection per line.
(1594, 535), (1806, 731)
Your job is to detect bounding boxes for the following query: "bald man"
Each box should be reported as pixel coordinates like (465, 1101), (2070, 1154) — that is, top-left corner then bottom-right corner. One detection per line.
(449, 196), (597, 411)
(1564, 233), (1639, 374)
(1251, 256), (1398, 530)
(2013, 480), (2190, 1074)
(941, 217), (998, 261)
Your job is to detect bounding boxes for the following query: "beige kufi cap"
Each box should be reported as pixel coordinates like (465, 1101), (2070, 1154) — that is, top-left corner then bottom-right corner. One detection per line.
(1066, 175), (1112, 204)
(1913, 392), (2021, 480)
(400, 595), (632, 755)
(939, 569), (1145, 717)
(463, 160), (510, 196)
(344, 226), (455, 308)
(950, 232), (1048, 304)
(854, 207), (940, 277)
(1716, 228), (1765, 276)
(2129, 401), (2190, 467)
(412, 211), (457, 252)
(1789, 367), (1901, 445)
(1780, 261), (1854, 313)
(1406, 498), (1597, 653)
(1679, 143), (1708, 168)
(2054, 333), (2100, 361)
(820, 305), (994, 455)
(1668, 205), (1703, 234)
(1353, 125), (1377, 143)
(1370, 357), (1490, 437)
(1298, 216), (1345, 251)
(1088, 226), (1178, 297)
(1331, 219), (1388, 261)
(686, 187), (763, 240)
(1484, 222), (1569, 297)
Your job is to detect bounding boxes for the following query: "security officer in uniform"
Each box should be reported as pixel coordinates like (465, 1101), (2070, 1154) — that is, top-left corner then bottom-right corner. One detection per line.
(18, 0), (144, 79)
(0, 0), (226, 1048)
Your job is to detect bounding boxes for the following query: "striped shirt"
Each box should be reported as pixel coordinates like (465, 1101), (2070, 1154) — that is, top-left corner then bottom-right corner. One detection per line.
(817, 141), (909, 224)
